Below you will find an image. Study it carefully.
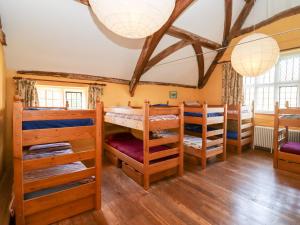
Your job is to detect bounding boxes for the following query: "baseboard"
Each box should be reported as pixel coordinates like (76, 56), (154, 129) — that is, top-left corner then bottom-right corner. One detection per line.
(0, 171), (13, 225)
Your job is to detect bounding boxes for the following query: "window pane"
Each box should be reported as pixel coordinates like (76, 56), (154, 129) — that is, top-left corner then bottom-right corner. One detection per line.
(256, 86), (274, 112)
(279, 86), (298, 108)
(280, 54), (300, 82)
(65, 91), (83, 109)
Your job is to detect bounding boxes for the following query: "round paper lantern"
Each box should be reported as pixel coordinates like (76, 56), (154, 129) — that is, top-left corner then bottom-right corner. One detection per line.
(231, 33), (280, 77)
(89, 0), (175, 39)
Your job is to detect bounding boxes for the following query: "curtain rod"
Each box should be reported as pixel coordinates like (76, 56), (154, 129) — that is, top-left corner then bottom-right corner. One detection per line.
(217, 45), (300, 65)
(13, 76), (106, 86)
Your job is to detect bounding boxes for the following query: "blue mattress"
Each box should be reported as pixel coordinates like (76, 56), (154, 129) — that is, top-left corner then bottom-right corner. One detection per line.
(152, 104), (169, 107)
(184, 112), (222, 117)
(185, 124), (215, 133)
(23, 119), (93, 130)
(227, 131), (238, 140)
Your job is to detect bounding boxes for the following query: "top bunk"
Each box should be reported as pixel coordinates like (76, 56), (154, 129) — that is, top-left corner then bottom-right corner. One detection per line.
(104, 101), (183, 131)
(184, 102), (227, 126)
(227, 101), (254, 120)
(15, 97), (102, 146)
(275, 102), (300, 127)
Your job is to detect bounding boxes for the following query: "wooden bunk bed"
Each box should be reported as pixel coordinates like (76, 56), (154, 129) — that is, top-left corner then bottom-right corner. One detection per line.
(183, 103), (227, 169)
(227, 102), (254, 153)
(273, 102), (300, 173)
(13, 97), (103, 225)
(104, 101), (184, 190)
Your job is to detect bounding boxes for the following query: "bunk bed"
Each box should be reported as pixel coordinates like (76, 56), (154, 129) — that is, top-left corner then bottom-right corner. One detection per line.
(183, 103), (227, 169)
(227, 102), (255, 153)
(273, 102), (300, 174)
(104, 101), (184, 190)
(13, 97), (103, 225)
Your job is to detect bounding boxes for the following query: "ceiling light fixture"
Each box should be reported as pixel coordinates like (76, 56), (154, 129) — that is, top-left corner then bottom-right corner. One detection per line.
(89, 0), (175, 39)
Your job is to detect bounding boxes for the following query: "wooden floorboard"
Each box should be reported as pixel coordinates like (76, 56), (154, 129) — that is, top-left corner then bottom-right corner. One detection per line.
(52, 150), (300, 225)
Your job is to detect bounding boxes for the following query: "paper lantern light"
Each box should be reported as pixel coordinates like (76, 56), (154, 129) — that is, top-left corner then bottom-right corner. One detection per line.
(89, 0), (175, 39)
(231, 33), (280, 77)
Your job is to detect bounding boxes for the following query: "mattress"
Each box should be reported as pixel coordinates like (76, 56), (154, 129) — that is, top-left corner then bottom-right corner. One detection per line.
(280, 142), (300, 155)
(106, 132), (169, 163)
(105, 112), (178, 121)
(227, 131), (238, 140)
(23, 118), (94, 130)
(183, 135), (213, 150)
(184, 112), (222, 117)
(184, 124), (216, 133)
(24, 146), (94, 200)
(281, 115), (300, 119)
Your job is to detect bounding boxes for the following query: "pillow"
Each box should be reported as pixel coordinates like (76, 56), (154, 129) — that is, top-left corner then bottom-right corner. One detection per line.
(28, 142), (71, 151)
(184, 101), (201, 106)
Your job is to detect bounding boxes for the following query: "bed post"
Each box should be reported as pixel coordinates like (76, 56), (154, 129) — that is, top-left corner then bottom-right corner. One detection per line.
(201, 103), (207, 169)
(237, 102), (242, 154)
(95, 100), (103, 210)
(222, 104), (227, 161)
(143, 100), (150, 190)
(251, 100), (255, 150)
(13, 96), (25, 225)
(65, 100), (69, 109)
(178, 103), (184, 176)
(273, 102), (279, 168)
(285, 101), (289, 144)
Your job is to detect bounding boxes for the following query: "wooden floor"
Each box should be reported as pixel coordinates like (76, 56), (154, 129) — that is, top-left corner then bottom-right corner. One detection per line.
(53, 149), (300, 225)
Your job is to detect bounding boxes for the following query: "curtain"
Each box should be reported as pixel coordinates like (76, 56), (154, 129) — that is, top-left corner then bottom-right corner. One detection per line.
(222, 62), (244, 105)
(16, 79), (39, 107)
(88, 85), (103, 109)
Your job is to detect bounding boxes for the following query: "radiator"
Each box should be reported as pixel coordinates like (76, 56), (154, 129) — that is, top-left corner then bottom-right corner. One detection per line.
(254, 126), (300, 151)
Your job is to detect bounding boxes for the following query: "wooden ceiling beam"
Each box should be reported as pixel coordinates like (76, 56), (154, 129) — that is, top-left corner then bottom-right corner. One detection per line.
(129, 0), (195, 96)
(192, 42), (205, 87)
(167, 26), (222, 49)
(144, 40), (191, 74)
(0, 17), (7, 46)
(78, 0), (90, 6)
(230, 0), (255, 34)
(223, 0), (232, 45)
(17, 70), (197, 88)
(230, 5), (300, 39)
(198, 0), (255, 88)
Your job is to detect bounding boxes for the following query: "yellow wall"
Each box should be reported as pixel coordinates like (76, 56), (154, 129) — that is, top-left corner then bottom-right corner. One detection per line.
(199, 14), (300, 105)
(0, 44), (6, 177)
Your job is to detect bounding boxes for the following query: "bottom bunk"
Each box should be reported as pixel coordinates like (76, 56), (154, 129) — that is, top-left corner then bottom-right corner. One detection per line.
(19, 144), (96, 225)
(183, 135), (225, 167)
(277, 142), (300, 174)
(104, 132), (180, 187)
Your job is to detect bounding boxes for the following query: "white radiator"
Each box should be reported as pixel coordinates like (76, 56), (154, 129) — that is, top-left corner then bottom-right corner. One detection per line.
(254, 126), (274, 151)
(254, 126), (300, 152)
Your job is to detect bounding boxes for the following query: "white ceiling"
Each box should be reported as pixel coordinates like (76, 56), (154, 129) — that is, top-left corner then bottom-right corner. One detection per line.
(0, 0), (299, 85)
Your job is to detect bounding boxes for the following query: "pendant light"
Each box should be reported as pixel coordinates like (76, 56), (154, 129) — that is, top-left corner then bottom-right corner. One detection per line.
(231, 0), (280, 77)
(89, 0), (175, 39)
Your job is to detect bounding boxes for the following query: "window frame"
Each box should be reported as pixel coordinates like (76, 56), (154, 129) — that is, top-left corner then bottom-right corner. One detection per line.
(36, 85), (88, 109)
(243, 50), (300, 114)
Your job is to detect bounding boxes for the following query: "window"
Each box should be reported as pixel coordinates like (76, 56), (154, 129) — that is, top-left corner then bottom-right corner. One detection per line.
(66, 91), (83, 109)
(243, 51), (300, 113)
(36, 85), (88, 109)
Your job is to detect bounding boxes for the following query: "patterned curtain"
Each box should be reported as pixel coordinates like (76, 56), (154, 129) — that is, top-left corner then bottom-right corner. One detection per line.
(222, 62), (244, 105)
(88, 85), (103, 109)
(16, 79), (39, 107)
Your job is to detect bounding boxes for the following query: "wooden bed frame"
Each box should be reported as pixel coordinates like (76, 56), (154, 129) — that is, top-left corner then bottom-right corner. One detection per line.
(184, 103), (227, 169)
(13, 97), (103, 225)
(227, 102), (254, 154)
(104, 101), (184, 190)
(273, 102), (300, 173)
